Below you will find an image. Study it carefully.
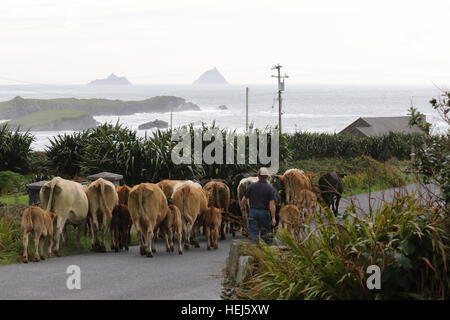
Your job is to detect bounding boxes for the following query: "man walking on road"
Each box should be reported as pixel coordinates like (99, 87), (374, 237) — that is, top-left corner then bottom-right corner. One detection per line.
(241, 167), (277, 245)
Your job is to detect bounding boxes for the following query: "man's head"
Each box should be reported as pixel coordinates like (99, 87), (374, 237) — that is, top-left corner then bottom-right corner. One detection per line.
(258, 167), (269, 180)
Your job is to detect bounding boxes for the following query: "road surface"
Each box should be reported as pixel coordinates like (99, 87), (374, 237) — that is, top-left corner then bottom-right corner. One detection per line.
(0, 183), (437, 299)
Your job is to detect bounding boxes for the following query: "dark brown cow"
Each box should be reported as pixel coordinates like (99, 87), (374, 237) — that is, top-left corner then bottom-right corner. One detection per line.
(111, 204), (133, 252)
(117, 185), (131, 206)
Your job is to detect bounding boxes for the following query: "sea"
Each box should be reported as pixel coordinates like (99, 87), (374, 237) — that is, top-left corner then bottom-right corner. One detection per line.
(0, 84), (447, 151)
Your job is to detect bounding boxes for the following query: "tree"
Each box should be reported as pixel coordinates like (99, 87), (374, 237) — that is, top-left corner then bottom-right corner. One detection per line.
(408, 91), (450, 207)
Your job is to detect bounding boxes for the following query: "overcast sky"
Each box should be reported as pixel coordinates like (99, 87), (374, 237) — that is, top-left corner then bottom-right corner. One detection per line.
(0, 0), (449, 85)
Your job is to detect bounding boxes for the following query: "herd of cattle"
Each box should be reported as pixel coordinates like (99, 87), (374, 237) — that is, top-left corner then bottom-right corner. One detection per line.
(20, 169), (346, 263)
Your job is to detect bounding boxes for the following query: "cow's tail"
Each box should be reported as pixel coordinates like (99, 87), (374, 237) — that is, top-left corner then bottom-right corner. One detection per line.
(181, 186), (192, 225)
(99, 182), (110, 230)
(212, 185), (220, 210)
(21, 207), (33, 233)
(138, 185), (152, 223)
(45, 180), (56, 212)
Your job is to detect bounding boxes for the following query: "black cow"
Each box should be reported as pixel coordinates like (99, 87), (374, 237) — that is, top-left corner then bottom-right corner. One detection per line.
(319, 172), (346, 216)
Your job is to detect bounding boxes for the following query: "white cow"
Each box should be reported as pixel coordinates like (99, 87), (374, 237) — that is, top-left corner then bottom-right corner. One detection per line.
(40, 177), (89, 256)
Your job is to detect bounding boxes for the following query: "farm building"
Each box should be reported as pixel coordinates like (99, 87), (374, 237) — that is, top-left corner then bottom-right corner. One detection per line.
(338, 116), (426, 137)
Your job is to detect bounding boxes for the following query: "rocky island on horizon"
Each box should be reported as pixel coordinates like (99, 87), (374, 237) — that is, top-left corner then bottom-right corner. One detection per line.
(88, 73), (132, 85)
(193, 67), (228, 84)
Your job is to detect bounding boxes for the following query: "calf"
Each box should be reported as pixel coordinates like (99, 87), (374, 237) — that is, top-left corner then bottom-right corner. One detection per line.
(111, 204), (133, 252)
(299, 189), (318, 223)
(280, 205), (302, 242)
(21, 206), (56, 263)
(204, 207), (222, 250)
(203, 181), (230, 240)
(160, 205), (183, 254)
(117, 185), (131, 206)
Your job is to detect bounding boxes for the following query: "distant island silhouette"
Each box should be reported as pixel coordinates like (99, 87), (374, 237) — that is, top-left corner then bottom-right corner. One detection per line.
(193, 67), (228, 84)
(88, 73), (132, 85)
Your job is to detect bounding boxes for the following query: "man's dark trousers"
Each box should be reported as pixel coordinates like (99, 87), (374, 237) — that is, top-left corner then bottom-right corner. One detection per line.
(248, 208), (273, 245)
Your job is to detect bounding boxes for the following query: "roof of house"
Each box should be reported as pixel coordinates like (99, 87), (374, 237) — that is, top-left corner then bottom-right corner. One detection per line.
(339, 116), (425, 137)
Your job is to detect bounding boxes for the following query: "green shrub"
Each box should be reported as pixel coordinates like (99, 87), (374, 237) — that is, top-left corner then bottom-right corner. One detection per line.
(0, 171), (28, 195)
(239, 195), (450, 299)
(46, 131), (91, 178)
(0, 123), (34, 173)
(408, 92), (449, 206)
(0, 216), (23, 265)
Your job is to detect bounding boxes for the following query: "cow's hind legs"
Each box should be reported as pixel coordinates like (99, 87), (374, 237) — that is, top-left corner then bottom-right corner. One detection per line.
(137, 231), (146, 256)
(34, 232), (41, 262)
(39, 237), (46, 260)
(22, 233), (29, 263)
(206, 227), (211, 250)
(177, 226), (183, 255)
(53, 216), (67, 257)
(146, 230), (154, 257)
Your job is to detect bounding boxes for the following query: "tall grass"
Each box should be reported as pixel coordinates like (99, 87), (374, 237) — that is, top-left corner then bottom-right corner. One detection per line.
(287, 131), (425, 161)
(0, 123), (34, 174)
(239, 195), (449, 299)
(0, 215), (23, 265)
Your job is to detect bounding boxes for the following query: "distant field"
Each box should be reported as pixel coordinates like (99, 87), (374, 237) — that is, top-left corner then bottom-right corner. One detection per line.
(8, 109), (88, 127)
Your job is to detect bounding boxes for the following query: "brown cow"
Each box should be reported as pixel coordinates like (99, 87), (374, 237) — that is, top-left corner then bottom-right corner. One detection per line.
(85, 178), (119, 252)
(111, 204), (133, 252)
(159, 205), (183, 254)
(280, 205), (302, 242)
(172, 184), (208, 249)
(283, 170), (313, 208)
(21, 206), (56, 263)
(204, 206), (222, 250)
(128, 183), (168, 257)
(157, 179), (184, 200)
(117, 185), (131, 206)
(299, 189), (318, 223)
(203, 181), (230, 240)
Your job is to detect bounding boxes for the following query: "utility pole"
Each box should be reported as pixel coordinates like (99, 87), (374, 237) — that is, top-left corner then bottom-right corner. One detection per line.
(245, 87), (249, 131)
(271, 64), (289, 135)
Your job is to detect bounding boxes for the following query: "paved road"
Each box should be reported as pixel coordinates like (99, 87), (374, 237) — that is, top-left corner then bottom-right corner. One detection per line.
(0, 183), (438, 300)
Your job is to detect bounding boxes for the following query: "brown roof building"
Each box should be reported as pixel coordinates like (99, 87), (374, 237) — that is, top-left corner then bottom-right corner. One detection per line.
(338, 116), (425, 138)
